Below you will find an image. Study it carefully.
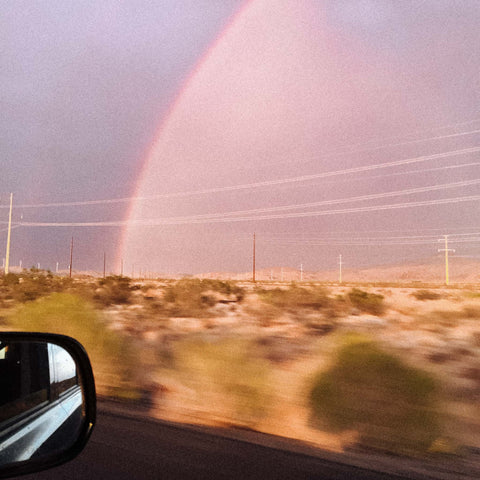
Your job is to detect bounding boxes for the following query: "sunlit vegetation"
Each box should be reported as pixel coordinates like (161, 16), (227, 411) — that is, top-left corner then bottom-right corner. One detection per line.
(309, 334), (440, 454)
(162, 278), (244, 317)
(412, 289), (443, 301)
(93, 275), (135, 306)
(170, 338), (270, 426)
(347, 288), (386, 316)
(5, 292), (140, 398)
(257, 284), (331, 311)
(0, 271), (72, 305)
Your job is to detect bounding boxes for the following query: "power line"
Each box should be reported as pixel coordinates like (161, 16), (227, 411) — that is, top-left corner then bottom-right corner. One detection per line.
(15, 193), (480, 227)
(3, 146), (480, 209)
(164, 178), (480, 220)
(263, 162), (480, 195)
(14, 177), (480, 227)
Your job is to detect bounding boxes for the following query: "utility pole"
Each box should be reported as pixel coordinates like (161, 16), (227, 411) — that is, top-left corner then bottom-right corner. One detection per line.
(300, 263), (303, 282)
(56, 262), (59, 273)
(281, 267), (284, 282)
(121, 258), (124, 276)
(69, 237), (74, 278)
(103, 252), (106, 278)
(252, 233), (256, 283)
(438, 235), (455, 285)
(338, 254), (343, 284)
(19, 260), (22, 270)
(5, 193), (13, 274)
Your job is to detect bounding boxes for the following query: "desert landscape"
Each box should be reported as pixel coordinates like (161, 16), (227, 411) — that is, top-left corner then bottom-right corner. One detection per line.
(1, 264), (479, 470)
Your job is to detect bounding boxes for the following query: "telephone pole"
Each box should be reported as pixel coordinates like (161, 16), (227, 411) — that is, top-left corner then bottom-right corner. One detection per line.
(438, 235), (455, 285)
(300, 263), (303, 282)
(252, 233), (256, 283)
(69, 237), (74, 278)
(5, 193), (13, 274)
(338, 254), (343, 284)
(103, 252), (106, 278)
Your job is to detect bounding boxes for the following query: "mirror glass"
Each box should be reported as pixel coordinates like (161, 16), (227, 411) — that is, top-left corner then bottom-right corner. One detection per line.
(0, 340), (85, 466)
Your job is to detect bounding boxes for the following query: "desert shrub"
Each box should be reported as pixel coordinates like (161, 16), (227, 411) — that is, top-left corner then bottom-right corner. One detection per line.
(347, 288), (385, 315)
(6, 293), (139, 398)
(2, 273), (20, 287)
(172, 338), (270, 425)
(244, 302), (281, 327)
(257, 285), (331, 311)
(430, 309), (460, 326)
(163, 279), (244, 317)
(93, 275), (133, 306)
(309, 334), (440, 454)
(413, 290), (441, 301)
(462, 305), (480, 319)
(0, 271), (72, 304)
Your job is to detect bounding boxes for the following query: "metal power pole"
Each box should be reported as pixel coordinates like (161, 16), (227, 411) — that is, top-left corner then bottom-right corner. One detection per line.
(69, 237), (74, 278)
(5, 193), (13, 275)
(103, 252), (106, 278)
(252, 233), (256, 283)
(338, 254), (343, 284)
(438, 235), (455, 285)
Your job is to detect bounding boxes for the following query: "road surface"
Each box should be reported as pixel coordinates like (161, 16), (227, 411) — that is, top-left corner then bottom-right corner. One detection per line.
(20, 406), (452, 479)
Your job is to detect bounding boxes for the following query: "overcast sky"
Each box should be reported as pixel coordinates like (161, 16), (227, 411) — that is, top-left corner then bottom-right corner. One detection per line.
(2, 1), (480, 275)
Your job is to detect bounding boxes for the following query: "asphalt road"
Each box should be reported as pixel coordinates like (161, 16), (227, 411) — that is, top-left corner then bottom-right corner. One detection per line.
(20, 408), (434, 480)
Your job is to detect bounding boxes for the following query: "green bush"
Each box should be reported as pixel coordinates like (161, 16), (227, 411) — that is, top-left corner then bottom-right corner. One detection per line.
(258, 285), (331, 311)
(6, 293), (139, 398)
(0, 271), (71, 304)
(172, 338), (270, 425)
(93, 275), (133, 306)
(309, 334), (440, 454)
(413, 290), (441, 301)
(347, 288), (385, 315)
(163, 279), (244, 317)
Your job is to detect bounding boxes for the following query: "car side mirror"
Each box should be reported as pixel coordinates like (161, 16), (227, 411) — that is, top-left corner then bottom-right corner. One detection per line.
(0, 332), (96, 479)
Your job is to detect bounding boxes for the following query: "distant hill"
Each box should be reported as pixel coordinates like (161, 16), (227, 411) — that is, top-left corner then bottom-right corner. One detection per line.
(195, 257), (480, 284)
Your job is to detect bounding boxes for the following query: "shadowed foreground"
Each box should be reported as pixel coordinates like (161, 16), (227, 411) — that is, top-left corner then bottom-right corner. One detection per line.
(21, 402), (480, 480)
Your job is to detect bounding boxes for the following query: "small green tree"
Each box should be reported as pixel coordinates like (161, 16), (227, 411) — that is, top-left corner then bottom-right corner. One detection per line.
(309, 335), (440, 454)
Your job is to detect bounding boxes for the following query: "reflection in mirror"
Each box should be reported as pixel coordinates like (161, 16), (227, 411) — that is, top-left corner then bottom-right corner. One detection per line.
(0, 340), (84, 466)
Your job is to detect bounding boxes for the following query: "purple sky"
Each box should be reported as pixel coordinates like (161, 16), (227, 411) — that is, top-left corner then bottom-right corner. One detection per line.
(2, 1), (480, 275)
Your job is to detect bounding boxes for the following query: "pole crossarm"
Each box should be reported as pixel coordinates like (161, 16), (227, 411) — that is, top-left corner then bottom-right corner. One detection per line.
(438, 235), (455, 285)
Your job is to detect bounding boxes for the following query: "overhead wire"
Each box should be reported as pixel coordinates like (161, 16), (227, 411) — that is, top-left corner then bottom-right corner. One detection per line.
(16, 193), (480, 227)
(2, 145), (480, 209)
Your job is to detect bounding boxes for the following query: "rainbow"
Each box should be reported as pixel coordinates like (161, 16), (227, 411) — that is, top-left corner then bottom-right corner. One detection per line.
(116, 0), (254, 271)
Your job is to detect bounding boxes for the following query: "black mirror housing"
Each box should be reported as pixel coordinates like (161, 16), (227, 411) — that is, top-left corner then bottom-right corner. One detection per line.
(0, 332), (96, 479)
